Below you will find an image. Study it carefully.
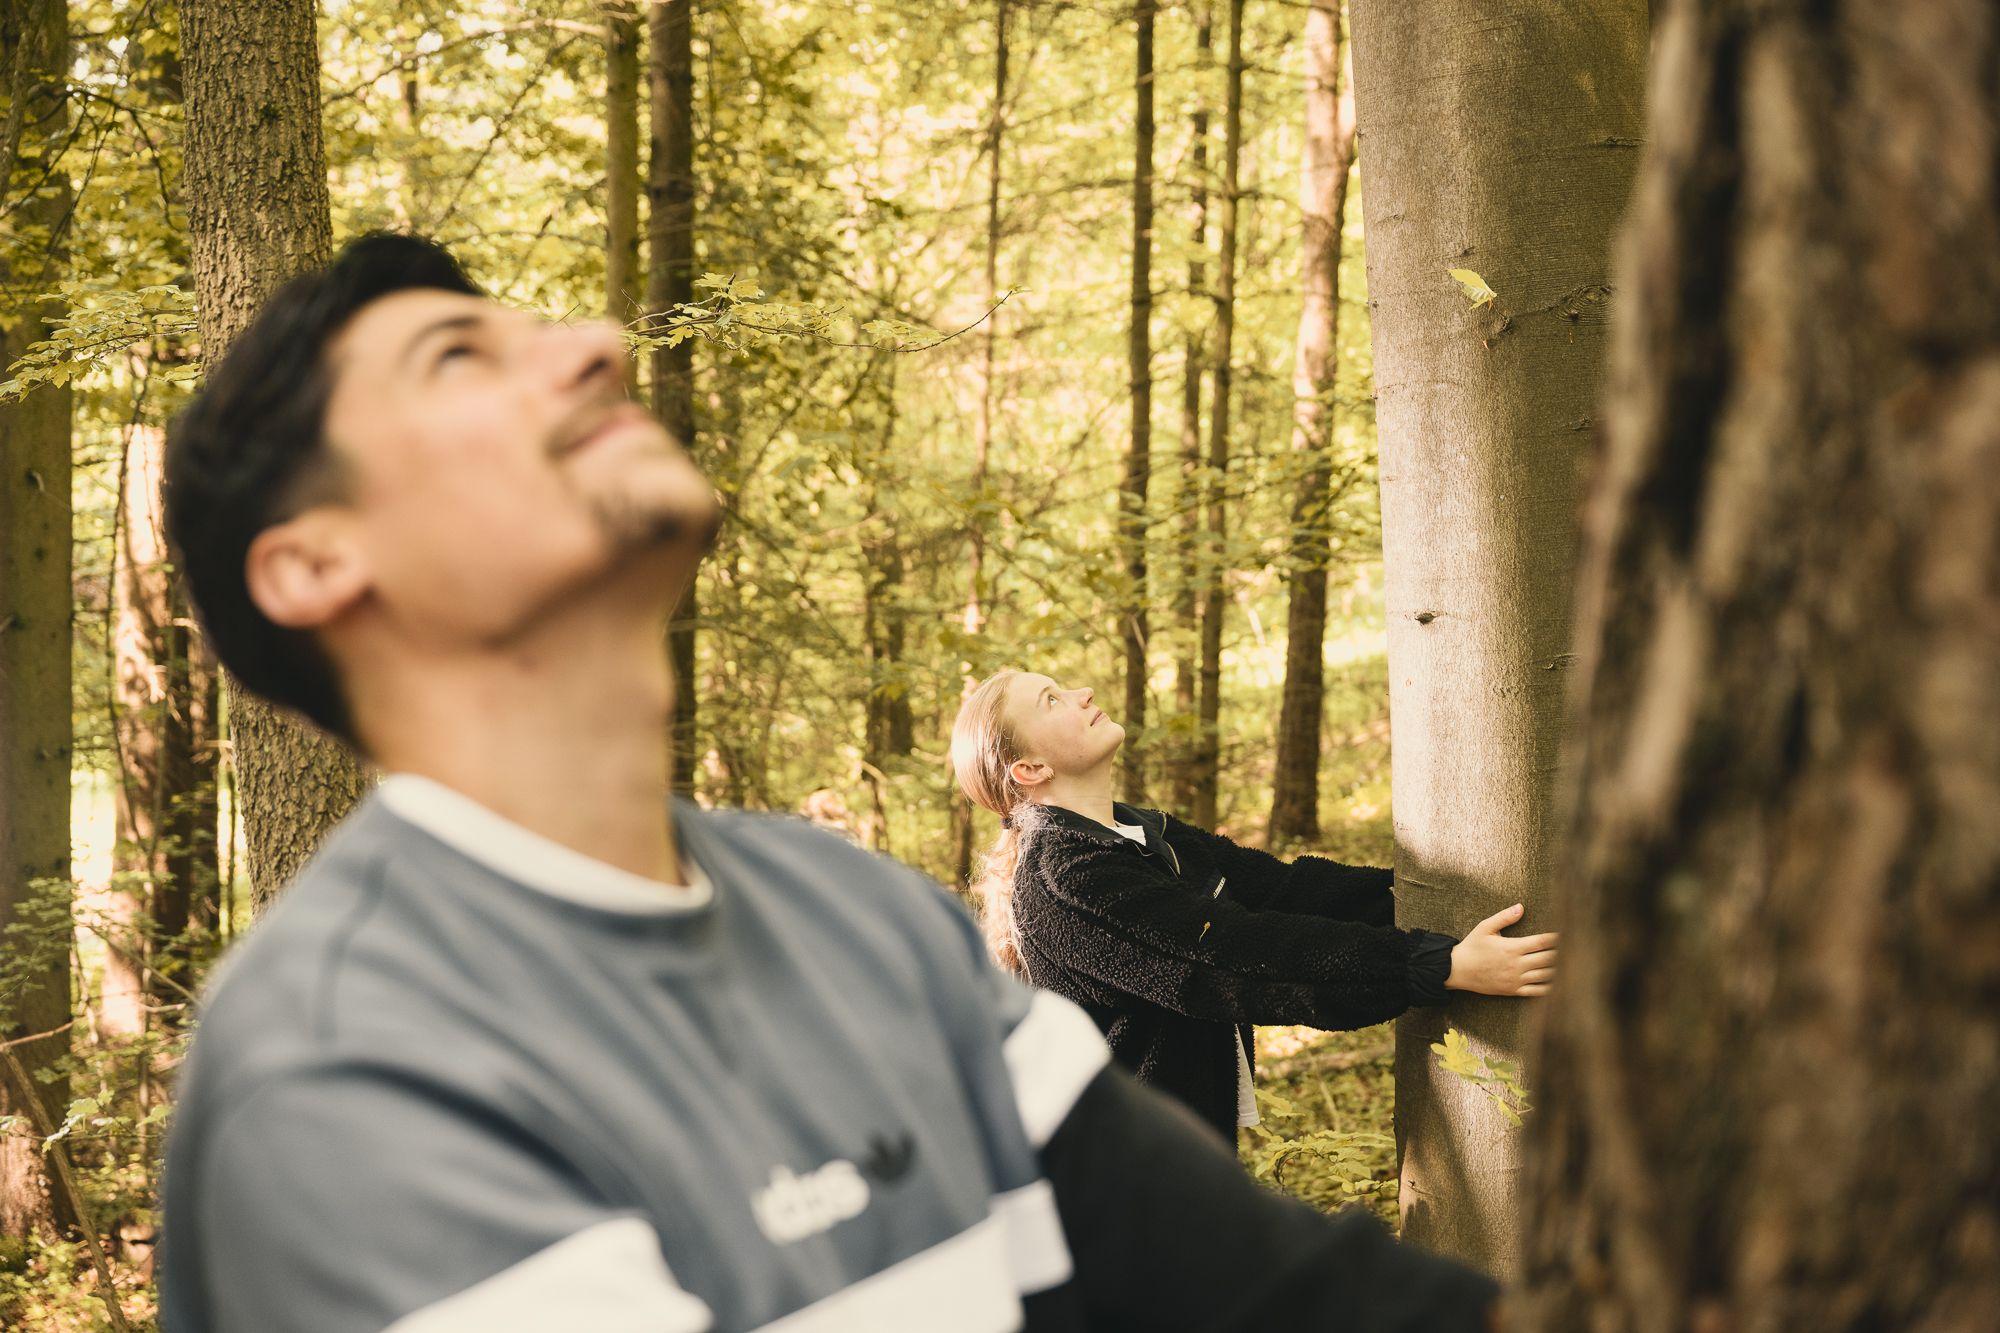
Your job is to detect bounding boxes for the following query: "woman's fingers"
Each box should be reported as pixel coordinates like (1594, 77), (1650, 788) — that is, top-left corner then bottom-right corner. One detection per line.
(1516, 983), (1552, 996)
(1522, 968), (1554, 984)
(1511, 931), (1559, 951)
(1471, 903), (1526, 936)
(1519, 948), (1558, 967)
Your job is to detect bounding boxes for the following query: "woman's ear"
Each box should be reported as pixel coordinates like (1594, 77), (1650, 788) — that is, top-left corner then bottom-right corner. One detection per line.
(1009, 757), (1052, 791)
(245, 513), (369, 631)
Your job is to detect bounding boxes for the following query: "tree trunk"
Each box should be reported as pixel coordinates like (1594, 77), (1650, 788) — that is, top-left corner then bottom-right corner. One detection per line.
(1270, 1), (1357, 847)
(863, 358), (914, 773)
(952, 0), (1013, 891)
(963, 0), (1009, 642)
(1118, 0), (1156, 803)
(116, 428), (216, 1030)
(1190, 0), (1244, 832)
(605, 1), (641, 328)
(1170, 1), (1212, 817)
(1519, 3), (2000, 1326)
(182, 0), (368, 909)
(1349, 0), (1646, 1274)
(0, 0), (72, 1240)
(106, 425), (186, 1042)
(648, 0), (698, 794)
(0, 0), (73, 1241)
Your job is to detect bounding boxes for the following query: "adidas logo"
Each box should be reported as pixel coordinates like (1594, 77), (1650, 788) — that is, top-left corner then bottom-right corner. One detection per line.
(861, 1132), (916, 1182)
(751, 1135), (921, 1245)
(752, 1159), (870, 1245)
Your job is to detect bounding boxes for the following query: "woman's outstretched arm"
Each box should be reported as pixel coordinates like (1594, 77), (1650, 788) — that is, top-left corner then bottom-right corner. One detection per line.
(1162, 814), (1398, 924)
(1026, 835), (1453, 1029)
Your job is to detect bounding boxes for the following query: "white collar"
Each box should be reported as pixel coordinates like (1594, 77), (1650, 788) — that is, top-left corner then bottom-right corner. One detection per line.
(376, 774), (712, 915)
(1112, 821), (1148, 847)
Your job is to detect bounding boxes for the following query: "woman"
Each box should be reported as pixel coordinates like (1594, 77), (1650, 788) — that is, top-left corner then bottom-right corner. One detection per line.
(950, 669), (1556, 1143)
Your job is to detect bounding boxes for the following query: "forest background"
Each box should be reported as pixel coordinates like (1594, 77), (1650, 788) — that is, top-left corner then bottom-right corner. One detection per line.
(12, 0), (1997, 1327)
(3, 0), (1403, 1324)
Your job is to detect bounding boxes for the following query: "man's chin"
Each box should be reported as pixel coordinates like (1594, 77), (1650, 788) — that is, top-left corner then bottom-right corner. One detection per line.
(592, 484), (723, 555)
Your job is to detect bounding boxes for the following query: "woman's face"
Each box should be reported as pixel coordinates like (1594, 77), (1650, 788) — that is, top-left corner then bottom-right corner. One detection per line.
(1001, 673), (1124, 783)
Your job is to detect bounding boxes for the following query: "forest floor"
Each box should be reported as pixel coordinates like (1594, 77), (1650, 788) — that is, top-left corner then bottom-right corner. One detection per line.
(1245, 1023), (1400, 1226)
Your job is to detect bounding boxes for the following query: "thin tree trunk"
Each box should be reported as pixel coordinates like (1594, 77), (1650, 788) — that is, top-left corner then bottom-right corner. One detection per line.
(1269, 3), (1356, 847)
(1171, 1), (1212, 817)
(963, 0), (1009, 641)
(864, 359), (914, 772)
(1349, 0), (1646, 1274)
(1190, 0), (1245, 831)
(953, 0), (1013, 890)
(0, 0), (72, 1239)
(605, 1), (641, 328)
(647, 0), (698, 792)
(182, 0), (368, 910)
(1118, 0), (1156, 802)
(1519, 3), (2000, 1326)
(106, 425), (187, 1043)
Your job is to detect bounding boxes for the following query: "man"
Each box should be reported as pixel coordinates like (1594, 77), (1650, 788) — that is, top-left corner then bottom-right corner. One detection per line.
(158, 234), (1496, 1331)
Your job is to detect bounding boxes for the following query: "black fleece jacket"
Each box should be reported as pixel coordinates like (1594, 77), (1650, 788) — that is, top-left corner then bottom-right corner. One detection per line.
(1011, 803), (1455, 1142)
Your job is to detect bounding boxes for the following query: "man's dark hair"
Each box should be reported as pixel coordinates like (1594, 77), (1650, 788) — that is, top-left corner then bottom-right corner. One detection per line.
(165, 234), (480, 749)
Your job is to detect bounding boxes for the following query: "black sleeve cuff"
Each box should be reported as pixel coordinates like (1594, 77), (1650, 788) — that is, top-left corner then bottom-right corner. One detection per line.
(1406, 930), (1457, 1007)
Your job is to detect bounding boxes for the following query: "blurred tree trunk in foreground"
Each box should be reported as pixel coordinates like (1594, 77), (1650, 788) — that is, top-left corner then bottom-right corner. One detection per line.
(1519, 2), (2000, 1326)
(1269, 0), (1356, 847)
(182, 0), (367, 909)
(1350, 0), (1646, 1274)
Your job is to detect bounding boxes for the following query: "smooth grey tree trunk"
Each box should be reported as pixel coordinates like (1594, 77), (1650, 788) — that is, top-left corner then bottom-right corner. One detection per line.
(1348, 0), (1646, 1274)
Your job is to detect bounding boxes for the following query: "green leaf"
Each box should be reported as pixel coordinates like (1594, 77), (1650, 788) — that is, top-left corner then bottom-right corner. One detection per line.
(1445, 267), (1498, 308)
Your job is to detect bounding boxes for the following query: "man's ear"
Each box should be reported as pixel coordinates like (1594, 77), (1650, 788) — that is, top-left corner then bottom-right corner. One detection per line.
(1009, 757), (1052, 792)
(245, 513), (369, 631)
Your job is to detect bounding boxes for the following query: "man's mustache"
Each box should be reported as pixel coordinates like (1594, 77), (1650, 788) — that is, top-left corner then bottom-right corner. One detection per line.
(546, 393), (653, 458)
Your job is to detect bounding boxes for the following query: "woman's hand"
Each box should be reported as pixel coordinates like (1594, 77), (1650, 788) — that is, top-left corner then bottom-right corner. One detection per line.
(1444, 904), (1558, 997)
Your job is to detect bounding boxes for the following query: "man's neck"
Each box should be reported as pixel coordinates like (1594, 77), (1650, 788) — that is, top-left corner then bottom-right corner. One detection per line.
(1036, 764), (1120, 831)
(351, 603), (687, 885)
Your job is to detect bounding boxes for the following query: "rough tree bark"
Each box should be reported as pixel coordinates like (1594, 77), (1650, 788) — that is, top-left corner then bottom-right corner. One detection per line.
(1269, 1), (1357, 847)
(0, 0), (73, 1239)
(181, 0), (368, 909)
(648, 0), (698, 793)
(1518, 3), (2000, 1327)
(1118, 0), (1155, 802)
(1348, 0), (1646, 1273)
(1190, 0), (1244, 831)
(1169, 0), (1212, 817)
